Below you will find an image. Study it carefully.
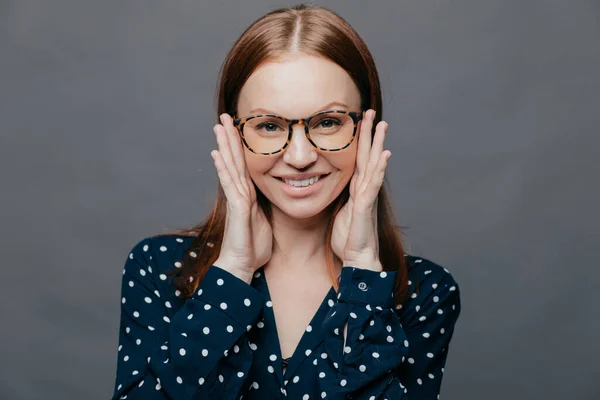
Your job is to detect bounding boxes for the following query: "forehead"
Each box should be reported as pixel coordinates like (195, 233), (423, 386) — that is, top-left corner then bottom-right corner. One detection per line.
(237, 54), (361, 118)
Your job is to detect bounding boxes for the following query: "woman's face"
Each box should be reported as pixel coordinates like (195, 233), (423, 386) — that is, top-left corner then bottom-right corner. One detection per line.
(236, 54), (363, 220)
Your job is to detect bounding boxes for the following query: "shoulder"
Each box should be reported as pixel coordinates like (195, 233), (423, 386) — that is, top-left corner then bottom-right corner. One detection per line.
(123, 234), (197, 276)
(404, 253), (460, 294)
(398, 253), (461, 327)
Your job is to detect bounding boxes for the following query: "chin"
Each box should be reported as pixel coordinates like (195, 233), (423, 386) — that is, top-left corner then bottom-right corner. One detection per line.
(271, 200), (330, 220)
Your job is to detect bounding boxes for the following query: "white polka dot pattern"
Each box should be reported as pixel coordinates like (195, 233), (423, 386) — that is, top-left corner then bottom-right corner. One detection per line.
(111, 236), (461, 400)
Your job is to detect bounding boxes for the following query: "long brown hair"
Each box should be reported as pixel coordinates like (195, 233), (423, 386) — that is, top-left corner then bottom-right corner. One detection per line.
(157, 3), (411, 306)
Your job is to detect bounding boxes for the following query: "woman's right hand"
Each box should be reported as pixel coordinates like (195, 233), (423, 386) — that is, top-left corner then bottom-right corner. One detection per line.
(210, 113), (273, 284)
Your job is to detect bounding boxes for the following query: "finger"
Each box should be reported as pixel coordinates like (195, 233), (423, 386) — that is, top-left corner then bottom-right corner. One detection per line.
(211, 149), (238, 200)
(353, 149), (390, 213)
(214, 123), (243, 188)
(368, 150), (390, 199)
(349, 167), (358, 198)
(220, 114), (249, 189)
(356, 109), (375, 181)
(365, 121), (388, 181)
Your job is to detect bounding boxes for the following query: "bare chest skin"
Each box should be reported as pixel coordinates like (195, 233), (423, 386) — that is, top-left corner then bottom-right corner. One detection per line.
(265, 266), (334, 361)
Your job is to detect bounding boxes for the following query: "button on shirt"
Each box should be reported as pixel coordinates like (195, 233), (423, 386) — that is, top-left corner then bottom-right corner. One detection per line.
(112, 235), (461, 400)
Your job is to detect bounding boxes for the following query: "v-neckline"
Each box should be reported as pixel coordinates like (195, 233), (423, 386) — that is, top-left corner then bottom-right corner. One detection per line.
(253, 266), (338, 382)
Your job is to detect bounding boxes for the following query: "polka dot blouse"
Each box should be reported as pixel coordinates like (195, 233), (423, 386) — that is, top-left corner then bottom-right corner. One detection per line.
(112, 235), (461, 399)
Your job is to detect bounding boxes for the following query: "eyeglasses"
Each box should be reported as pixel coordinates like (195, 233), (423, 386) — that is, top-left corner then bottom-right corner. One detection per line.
(232, 109), (364, 155)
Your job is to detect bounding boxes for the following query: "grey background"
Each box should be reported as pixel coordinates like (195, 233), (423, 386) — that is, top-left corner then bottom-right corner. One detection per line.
(1, 0), (599, 399)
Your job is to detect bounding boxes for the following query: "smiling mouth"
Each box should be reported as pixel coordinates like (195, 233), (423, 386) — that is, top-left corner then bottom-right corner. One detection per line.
(276, 173), (330, 187)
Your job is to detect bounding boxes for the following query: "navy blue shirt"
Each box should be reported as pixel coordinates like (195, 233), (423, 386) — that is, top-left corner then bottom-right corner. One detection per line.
(112, 235), (461, 399)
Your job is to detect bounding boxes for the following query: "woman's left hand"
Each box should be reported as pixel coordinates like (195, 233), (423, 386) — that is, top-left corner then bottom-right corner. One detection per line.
(331, 109), (391, 272)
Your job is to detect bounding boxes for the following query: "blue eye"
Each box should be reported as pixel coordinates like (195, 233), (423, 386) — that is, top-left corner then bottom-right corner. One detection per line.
(255, 122), (285, 133)
(317, 118), (341, 128)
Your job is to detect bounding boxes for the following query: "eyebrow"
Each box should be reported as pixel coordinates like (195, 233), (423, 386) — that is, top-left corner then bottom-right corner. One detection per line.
(249, 101), (349, 116)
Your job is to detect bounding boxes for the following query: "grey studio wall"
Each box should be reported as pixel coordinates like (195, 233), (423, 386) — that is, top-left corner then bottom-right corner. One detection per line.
(1, 0), (599, 399)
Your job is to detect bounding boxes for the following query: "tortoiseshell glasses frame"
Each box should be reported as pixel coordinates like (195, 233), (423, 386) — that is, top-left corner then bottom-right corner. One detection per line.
(231, 109), (365, 155)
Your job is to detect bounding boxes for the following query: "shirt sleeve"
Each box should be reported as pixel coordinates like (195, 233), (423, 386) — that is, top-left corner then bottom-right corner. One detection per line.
(111, 239), (266, 400)
(396, 272), (461, 399)
(317, 266), (410, 400)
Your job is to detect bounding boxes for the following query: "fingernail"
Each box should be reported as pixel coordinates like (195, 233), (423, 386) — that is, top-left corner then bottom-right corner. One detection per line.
(219, 114), (225, 124)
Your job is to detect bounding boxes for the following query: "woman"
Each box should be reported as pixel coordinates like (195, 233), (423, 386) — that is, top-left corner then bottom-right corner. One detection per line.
(112, 4), (461, 399)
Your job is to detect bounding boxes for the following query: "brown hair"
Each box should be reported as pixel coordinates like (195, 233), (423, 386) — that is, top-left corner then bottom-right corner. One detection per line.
(157, 3), (411, 306)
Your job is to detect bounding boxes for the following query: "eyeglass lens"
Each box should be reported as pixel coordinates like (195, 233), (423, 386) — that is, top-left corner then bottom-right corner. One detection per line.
(241, 112), (355, 153)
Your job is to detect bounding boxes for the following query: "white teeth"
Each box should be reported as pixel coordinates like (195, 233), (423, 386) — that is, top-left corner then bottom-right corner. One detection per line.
(283, 175), (321, 187)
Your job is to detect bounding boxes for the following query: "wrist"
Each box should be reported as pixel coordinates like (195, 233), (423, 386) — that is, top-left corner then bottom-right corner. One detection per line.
(342, 257), (382, 272)
(212, 257), (255, 284)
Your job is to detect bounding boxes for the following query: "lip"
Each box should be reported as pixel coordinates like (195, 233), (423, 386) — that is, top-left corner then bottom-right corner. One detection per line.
(274, 173), (330, 198)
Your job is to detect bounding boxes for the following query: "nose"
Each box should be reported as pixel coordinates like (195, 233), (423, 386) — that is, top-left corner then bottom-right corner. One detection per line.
(282, 124), (318, 169)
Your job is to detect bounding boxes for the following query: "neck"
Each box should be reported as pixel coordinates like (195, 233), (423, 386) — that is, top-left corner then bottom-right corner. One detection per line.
(266, 204), (339, 277)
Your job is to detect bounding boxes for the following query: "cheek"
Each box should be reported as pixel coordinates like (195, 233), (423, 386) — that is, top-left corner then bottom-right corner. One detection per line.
(334, 157), (355, 178)
(333, 142), (358, 179)
(244, 150), (275, 181)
